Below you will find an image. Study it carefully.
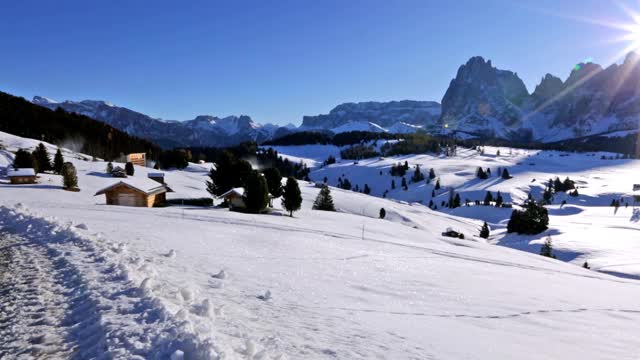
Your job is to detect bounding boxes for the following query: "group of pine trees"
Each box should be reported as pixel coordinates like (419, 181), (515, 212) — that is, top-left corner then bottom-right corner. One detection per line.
(507, 199), (549, 235)
(12, 143), (77, 190)
(205, 150), (304, 216)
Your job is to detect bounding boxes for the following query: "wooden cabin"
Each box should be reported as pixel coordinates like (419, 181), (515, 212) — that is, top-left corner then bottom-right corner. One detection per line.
(95, 178), (168, 207)
(8, 168), (36, 184)
(219, 187), (246, 210)
(126, 153), (146, 167)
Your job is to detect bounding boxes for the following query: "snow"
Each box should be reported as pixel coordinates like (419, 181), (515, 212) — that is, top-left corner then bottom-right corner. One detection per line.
(2, 131), (640, 359)
(95, 178), (168, 195)
(7, 168), (36, 177)
(219, 187), (244, 198)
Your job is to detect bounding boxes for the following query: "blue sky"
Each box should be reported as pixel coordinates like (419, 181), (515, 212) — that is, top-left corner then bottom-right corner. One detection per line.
(1, 0), (638, 125)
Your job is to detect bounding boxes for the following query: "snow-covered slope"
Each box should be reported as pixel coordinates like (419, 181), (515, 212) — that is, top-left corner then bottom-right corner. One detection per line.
(3, 131), (640, 359)
(267, 144), (640, 279)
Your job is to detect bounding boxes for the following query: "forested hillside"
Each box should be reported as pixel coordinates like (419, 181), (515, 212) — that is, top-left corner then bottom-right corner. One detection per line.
(0, 91), (161, 160)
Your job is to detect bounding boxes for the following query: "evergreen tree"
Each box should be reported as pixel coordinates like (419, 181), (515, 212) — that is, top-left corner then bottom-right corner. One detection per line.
(543, 186), (553, 204)
(501, 168), (511, 179)
(429, 168), (436, 179)
(483, 191), (493, 206)
(403, 161), (409, 170)
(496, 149), (501, 156)
(313, 186), (336, 211)
(125, 161), (134, 176)
(153, 162), (160, 170)
(379, 208), (386, 219)
(401, 177), (408, 190)
(243, 171), (269, 213)
(435, 179), (441, 190)
(540, 236), (555, 258)
(53, 148), (64, 174)
(431, 189), (435, 197)
(262, 167), (283, 200)
(106, 162), (114, 174)
(391, 179), (396, 190)
(507, 200), (549, 235)
(453, 193), (461, 208)
(61, 162), (78, 190)
(476, 167), (487, 179)
(33, 143), (51, 173)
(428, 199), (434, 208)
(479, 222), (490, 239)
(495, 191), (504, 207)
(411, 165), (424, 182)
(486, 168), (491, 176)
(281, 176), (302, 217)
(582, 261), (590, 269)
(363, 184), (371, 194)
(13, 149), (35, 169)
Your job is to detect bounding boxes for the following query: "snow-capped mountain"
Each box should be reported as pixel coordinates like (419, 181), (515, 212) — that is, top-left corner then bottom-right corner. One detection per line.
(301, 100), (442, 132)
(440, 53), (640, 142)
(32, 97), (287, 148)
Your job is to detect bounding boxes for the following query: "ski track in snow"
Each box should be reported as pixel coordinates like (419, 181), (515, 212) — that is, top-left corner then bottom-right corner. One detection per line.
(0, 206), (216, 359)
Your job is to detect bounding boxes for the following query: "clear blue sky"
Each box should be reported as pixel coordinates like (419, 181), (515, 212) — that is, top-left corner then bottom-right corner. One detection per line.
(1, 0), (637, 125)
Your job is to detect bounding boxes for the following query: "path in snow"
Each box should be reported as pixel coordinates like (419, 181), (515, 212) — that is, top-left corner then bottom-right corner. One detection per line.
(0, 207), (214, 359)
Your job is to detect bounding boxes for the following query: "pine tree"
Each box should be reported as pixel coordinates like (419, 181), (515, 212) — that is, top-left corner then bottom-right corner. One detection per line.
(428, 199), (434, 208)
(401, 177), (408, 190)
(411, 165), (424, 182)
(243, 171), (269, 213)
(13, 149), (35, 169)
(483, 191), (493, 206)
(363, 184), (371, 194)
(391, 179), (396, 190)
(479, 222), (490, 239)
(453, 193), (461, 208)
(33, 143), (51, 173)
(61, 162), (78, 190)
(495, 191), (504, 207)
(281, 177), (302, 217)
(431, 189), (435, 197)
(313, 186), (336, 211)
(501, 168), (511, 179)
(429, 168), (436, 179)
(379, 208), (386, 219)
(582, 261), (590, 269)
(53, 148), (64, 174)
(540, 236), (555, 258)
(125, 161), (134, 176)
(262, 168), (283, 201)
(435, 179), (441, 190)
(106, 162), (114, 174)
(476, 167), (487, 179)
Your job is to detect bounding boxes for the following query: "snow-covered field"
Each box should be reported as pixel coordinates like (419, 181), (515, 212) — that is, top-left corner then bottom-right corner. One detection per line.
(271, 144), (640, 279)
(2, 131), (640, 359)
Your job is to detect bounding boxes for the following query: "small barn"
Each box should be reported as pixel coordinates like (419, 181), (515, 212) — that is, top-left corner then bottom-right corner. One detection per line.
(219, 187), (245, 210)
(8, 168), (37, 184)
(95, 178), (168, 207)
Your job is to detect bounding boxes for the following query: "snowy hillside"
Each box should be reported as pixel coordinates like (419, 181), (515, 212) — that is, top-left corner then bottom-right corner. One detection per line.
(271, 144), (640, 279)
(2, 131), (640, 359)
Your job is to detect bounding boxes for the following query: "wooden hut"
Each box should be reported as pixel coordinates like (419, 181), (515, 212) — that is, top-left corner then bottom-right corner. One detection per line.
(8, 168), (36, 184)
(219, 187), (246, 210)
(95, 178), (168, 207)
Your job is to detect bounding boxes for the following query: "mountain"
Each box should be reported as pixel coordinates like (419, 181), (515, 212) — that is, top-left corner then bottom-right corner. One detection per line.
(300, 100), (441, 133)
(0, 91), (160, 160)
(439, 57), (528, 139)
(33, 97), (288, 149)
(440, 53), (640, 142)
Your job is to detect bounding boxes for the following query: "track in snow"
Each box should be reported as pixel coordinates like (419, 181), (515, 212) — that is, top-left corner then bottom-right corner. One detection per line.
(0, 207), (214, 359)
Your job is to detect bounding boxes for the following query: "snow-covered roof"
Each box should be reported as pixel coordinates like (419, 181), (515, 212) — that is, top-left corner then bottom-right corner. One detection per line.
(219, 187), (244, 198)
(7, 168), (36, 177)
(148, 172), (165, 177)
(95, 178), (168, 196)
